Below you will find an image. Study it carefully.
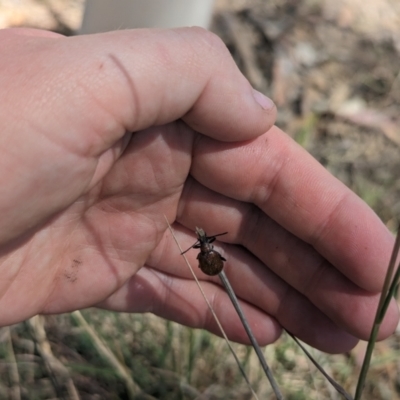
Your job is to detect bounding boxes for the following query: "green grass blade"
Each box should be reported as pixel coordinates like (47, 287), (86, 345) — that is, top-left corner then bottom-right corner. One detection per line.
(354, 225), (400, 400)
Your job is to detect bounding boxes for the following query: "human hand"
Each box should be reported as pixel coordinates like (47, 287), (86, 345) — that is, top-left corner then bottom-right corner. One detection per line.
(0, 28), (397, 353)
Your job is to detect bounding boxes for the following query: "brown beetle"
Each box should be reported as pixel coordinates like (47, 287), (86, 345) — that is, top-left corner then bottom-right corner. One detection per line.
(181, 227), (227, 276)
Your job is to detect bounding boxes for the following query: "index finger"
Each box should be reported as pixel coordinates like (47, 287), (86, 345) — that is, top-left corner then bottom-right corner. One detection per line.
(190, 125), (394, 293)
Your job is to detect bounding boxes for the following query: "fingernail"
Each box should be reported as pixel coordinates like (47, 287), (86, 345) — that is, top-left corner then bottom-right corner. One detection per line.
(253, 89), (275, 110)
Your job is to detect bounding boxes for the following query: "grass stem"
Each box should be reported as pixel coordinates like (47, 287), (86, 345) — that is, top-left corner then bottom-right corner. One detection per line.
(165, 218), (260, 400)
(218, 270), (284, 400)
(354, 225), (400, 400)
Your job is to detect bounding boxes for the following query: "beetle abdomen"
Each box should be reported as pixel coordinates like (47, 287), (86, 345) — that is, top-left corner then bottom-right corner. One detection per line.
(197, 250), (225, 276)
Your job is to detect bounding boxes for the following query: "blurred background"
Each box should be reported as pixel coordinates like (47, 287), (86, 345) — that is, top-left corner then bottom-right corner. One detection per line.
(1, 0), (400, 398)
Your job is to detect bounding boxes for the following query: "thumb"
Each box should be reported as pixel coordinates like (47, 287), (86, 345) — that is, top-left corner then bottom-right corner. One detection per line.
(1, 27), (275, 144)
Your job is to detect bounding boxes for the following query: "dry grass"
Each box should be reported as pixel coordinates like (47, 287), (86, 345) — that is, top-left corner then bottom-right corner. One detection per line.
(1, 311), (400, 399)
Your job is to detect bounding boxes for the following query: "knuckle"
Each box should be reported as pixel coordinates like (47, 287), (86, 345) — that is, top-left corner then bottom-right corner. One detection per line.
(188, 26), (230, 57)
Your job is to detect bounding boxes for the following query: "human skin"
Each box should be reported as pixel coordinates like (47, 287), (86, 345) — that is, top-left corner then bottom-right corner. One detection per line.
(0, 27), (397, 354)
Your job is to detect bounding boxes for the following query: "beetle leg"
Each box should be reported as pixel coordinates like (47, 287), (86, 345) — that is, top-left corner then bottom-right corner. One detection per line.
(181, 241), (200, 255)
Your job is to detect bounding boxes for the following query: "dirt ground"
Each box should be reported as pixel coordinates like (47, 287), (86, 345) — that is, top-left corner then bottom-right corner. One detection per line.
(1, 0), (400, 399)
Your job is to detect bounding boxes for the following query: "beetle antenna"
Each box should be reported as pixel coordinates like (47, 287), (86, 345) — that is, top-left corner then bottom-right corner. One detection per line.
(208, 232), (228, 238)
(180, 241), (199, 255)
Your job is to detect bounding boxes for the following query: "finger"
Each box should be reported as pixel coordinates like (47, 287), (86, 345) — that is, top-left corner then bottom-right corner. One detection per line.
(189, 125), (395, 293)
(98, 265), (359, 353)
(139, 224), (359, 352)
(3, 28), (63, 38)
(176, 179), (398, 342)
(97, 267), (282, 346)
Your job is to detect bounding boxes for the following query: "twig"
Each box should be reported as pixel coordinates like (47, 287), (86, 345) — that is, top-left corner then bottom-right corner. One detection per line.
(218, 271), (283, 400)
(164, 217), (260, 400)
(28, 315), (80, 400)
(5, 327), (21, 400)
